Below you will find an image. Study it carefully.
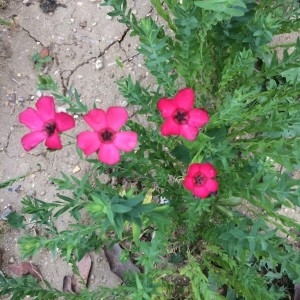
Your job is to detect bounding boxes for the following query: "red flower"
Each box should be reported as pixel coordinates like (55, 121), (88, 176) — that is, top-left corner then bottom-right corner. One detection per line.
(76, 107), (138, 165)
(157, 88), (209, 141)
(183, 163), (218, 198)
(19, 96), (75, 151)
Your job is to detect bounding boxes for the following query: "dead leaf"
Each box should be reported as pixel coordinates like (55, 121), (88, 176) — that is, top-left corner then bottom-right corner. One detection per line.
(104, 243), (140, 281)
(8, 262), (43, 281)
(295, 284), (300, 300)
(39, 47), (49, 58)
(71, 254), (92, 294)
(63, 275), (74, 293)
(76, 253), (91, 283)
(0, 248), (3, 269)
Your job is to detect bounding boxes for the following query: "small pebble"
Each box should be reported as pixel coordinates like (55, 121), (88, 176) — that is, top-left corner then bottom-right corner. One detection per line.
(77, 2), (83, 6)
(30, 174), (36, 179)
(106, 15), (112, 20)
(15, 185), (23, 193)
(9, 257), (15, 263)
(80, 21), (87, 28)
(77, 75), (83, 79)
(18, 96), (25, 103)
(27, 190), (37, 198)
(36, 90), (42, 97)
(7, 93), (16, 102)
(73, 165), (81, 174)
(0, 205), (13, 220)
(121, 100), (128, 107)
(95, 59), (103, 70)
(40, 191), (46, 196)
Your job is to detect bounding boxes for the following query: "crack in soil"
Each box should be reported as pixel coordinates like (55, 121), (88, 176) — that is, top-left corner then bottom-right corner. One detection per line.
(61, 27), (130, 94)
(20, 26), (45, 47)
(2, 128), (13, 158)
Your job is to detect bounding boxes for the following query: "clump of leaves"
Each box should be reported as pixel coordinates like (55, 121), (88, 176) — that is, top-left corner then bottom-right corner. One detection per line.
(0, 17), (11, 26)
(1, 0), (300, 299)
(31, 49), (52, 71)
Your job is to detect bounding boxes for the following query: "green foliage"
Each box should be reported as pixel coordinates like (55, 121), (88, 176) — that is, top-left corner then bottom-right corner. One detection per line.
(3, 0), (300, 299)
(180, 253), (225, 300)
(37, 75), (88, 113)
(7, 212), (25, 229)
(0, 173), (28, 189)
(31, 50), (52, 71)
(0, 273), (118, 299)
(0, 17), (12, 26)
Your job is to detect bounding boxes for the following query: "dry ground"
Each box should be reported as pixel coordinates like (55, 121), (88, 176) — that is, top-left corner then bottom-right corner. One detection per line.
(0, 0), (153, 293)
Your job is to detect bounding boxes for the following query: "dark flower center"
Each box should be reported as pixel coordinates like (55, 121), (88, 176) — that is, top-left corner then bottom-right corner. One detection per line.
(174, 109), (188, 124)
(44, 122), (56, 136)
(100, 129), (114, 142)
(194, 173), (205, 186)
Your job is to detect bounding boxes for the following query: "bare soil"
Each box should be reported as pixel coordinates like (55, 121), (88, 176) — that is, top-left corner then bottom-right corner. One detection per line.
(0, 0), (152, 294)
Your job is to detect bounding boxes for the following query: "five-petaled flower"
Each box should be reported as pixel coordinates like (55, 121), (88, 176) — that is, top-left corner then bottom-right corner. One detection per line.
(157, 88), (209, 141)
(183, 163), (218, 198)
(19, 96), (75, 151)
(76, 107), (138, 165)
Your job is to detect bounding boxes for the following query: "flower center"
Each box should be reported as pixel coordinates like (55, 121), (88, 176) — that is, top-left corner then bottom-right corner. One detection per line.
(44, 122), (56, 136)
(174, 109), (188, 124)
(194, 173), (206, 186)
(100, 128), (115, 142)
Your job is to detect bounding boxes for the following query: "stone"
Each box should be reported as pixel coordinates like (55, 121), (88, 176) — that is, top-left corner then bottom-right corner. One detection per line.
(121, 100), (128, 107)
(95, 59), (103, 70)
(72, 165), (81, 174)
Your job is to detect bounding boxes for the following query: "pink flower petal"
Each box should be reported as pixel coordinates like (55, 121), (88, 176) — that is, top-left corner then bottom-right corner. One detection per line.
(188, 108), (210, 128)
(161, 118), (180, 136)
(55, 112), (75, 132)
(98, 143), (120, 165)
(106, 107), (128, 131)
(179, 124), (199, 141)
(174, 88), (194, 111)
(157, 98), (177, 118)
(77, 131), (101, 155)
(199, 163), (217, 178)
(21, 131), (47, 151)
(45, 133), (62, 149)
(19, 108), (44, 131)
(83, 109), (107, 131)
(205, 179), (219, 193)
(114, 131), (138, 152)
(183, 177), (194, 191)
(35, 96), (56, 121)
(193, 186), (210, 198)
(186, 164), (201, 178)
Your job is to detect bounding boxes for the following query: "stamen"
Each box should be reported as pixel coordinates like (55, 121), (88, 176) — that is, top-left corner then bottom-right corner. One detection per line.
(194, 174), (205, 185)
(100, 129), (114, 142)
(45, 122), (56, 136)
(174, 110), (188, 124)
